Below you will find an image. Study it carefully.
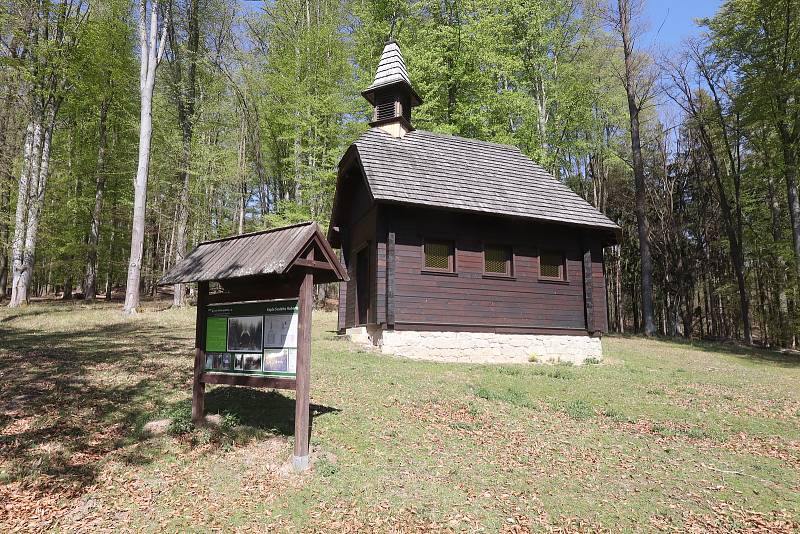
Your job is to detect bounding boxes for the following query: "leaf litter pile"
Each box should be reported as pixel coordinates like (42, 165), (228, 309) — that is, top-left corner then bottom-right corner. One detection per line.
(1, 303), (799, 532)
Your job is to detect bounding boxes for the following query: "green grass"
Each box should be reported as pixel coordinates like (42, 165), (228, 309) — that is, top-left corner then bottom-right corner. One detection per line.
(1, 301), (799, 532)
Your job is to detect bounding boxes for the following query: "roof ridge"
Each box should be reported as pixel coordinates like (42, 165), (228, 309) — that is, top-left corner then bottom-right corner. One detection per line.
(408, 129), (523, 152)
(199, 221), (315, 245)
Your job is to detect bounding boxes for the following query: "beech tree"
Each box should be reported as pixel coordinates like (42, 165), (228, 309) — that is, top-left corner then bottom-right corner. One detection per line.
(165, 0), (200, 308)
(123, 0), (167, 315)
(8, 1), (87, 307)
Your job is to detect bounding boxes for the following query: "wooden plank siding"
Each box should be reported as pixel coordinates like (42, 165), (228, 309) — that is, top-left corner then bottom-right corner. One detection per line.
(591, 244), (609, 333)
(337, 202), (611, 335)
(375, 206), (386, 325)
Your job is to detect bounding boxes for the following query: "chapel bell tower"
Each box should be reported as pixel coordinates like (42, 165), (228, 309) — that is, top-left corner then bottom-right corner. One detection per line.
(361, 39), (422, 138)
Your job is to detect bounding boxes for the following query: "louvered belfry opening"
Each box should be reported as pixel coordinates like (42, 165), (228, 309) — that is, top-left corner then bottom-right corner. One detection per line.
(362, 40), (422, 135)
(375, 94), (397, 121)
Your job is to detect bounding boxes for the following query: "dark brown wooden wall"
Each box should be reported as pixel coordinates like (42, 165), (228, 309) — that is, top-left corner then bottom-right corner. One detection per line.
(337, 200), (611, 334)
(380, 205), (608, 334)
(590, 244), (608, 333)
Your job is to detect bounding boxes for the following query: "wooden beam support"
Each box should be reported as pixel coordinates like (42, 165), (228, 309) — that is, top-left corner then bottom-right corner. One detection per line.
(386, 230), (396, 326)
(192, 281), (209, 423)
(293, 258), (334, 270)
(293, 249), (314, 471)
(582, 243), (596, 334)
(202, 372), (296, 390)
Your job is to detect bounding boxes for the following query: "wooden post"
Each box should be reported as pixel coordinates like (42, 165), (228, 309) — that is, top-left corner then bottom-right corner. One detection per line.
(386, 230), (396, 326)
(192, 281), (208, 423)
(337, 249), (347, 334)
(582, 243), (596, 334)
(293, 252), (313, 471)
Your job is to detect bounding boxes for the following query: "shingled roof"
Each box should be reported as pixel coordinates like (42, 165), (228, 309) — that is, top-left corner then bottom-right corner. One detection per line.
(361, 40), (422, 107)
(342, 128), (620, 234)
(159, 222), (347, 285)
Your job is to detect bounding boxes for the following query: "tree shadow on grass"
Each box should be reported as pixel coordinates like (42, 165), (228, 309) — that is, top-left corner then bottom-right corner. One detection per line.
(606, 333), (800, 368)
(0, 310), (194, 497)
(204, 387), (340, 438)
(1, 304), (342, 499)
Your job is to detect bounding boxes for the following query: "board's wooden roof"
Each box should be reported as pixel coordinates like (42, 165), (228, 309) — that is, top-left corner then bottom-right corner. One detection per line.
(159, 222), (347, 285)
(346, 128), (620, 234)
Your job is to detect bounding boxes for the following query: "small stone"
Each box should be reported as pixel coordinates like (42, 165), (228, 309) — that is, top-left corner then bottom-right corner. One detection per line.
(142, 419), (171, 436)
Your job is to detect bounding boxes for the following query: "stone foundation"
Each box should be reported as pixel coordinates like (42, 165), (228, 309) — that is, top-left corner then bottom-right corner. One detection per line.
(345, 326), (602, 365)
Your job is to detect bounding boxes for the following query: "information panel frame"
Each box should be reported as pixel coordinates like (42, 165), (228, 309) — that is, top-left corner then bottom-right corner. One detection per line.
(204, 298), (299, 379)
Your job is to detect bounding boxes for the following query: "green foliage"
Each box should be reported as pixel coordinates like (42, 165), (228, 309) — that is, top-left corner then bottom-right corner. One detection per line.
(3, 0), (800, 353)
(166, 403), (195, 435)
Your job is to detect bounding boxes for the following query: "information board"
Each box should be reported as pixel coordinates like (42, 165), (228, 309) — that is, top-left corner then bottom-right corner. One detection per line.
(204, 299), (299, 378)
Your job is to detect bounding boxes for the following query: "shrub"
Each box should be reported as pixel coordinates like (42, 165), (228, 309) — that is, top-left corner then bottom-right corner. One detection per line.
(164, 404), (194, 435)
(220, 412), (241, 431)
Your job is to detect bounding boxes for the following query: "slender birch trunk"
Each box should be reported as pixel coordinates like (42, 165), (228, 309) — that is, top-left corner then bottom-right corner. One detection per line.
(123, 0), (167, 314)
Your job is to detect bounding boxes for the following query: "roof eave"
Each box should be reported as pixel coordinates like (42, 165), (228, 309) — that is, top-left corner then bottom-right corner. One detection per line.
(361, 80), (423, 107)
(373, 198), (621, 244)
(328, 144), (376, 247)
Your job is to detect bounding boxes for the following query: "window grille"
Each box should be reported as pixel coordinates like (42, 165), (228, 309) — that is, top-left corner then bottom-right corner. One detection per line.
(484, 245), (512, 275)
(424, 240), (454, 271)
(540, 250), (565, 280)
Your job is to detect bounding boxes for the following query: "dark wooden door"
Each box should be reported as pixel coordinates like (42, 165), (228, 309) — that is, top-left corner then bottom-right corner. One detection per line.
(356, 245), (370, 325)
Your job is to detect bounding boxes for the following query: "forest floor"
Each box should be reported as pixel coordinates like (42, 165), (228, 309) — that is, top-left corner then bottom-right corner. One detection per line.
(0, 301), (799, 533)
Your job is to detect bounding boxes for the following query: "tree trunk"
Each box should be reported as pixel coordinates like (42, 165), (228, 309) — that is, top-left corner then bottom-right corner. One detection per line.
(173, 134), (191, 307)
(0, 81), (19, 300)
(617, 0), (655, 335)
(124, 87), (153, 313)
(20, 114), (55, 300)
(766, 165), (789, 345)
(783, 139), (800, 268)
(171, 0), (199, 308)
(85, 98), (109, 301)
(0, 173), (8, 299)
(63, 275), (73, 300)
(615, 245), (624, 332)
(9, 119), (40, 306)
(105, 195), (117, 301)
(10, 105), (56, 307)
(124, 1), (166, 314)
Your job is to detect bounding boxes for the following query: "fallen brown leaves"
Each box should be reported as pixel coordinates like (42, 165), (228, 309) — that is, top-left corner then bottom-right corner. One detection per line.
(650, 502), (799, 533)
(607, 418), (800, 469)
(303, 500), (614, 534)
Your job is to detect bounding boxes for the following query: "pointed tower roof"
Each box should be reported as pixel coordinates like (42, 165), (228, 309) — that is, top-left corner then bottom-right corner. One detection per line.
(362, 40), (422, 107)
